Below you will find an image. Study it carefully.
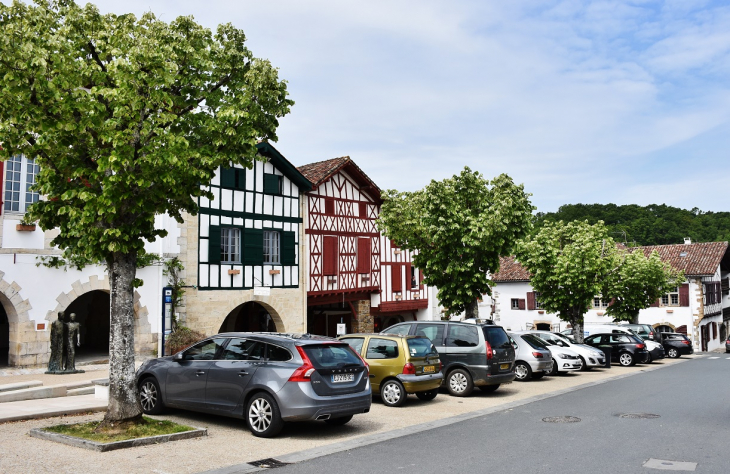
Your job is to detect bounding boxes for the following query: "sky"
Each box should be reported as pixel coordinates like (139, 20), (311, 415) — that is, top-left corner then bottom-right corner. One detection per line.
(87, 0), (730, 213)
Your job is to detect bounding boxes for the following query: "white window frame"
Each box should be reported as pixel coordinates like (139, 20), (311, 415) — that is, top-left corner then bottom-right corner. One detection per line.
(4, 155), (40, 214)
(264, 230), (280, 264)
(661, 287), (679, 306)
(534, 291), (544, 310)
(221, 228), (241, 263)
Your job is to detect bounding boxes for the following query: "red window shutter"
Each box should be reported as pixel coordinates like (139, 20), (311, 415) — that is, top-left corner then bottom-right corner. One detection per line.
(712, 322), (717, 339)
(679, 284), (689, 307)
(526, 292), (536, 310)
(419, 268), (425, 286)
(357, 237), (371, 274)
(650, 298), (660, 307)
(323, 236), (338, 276)
(518, 299), (526, 310)
(676, 325), (687, 335)
(391, 264), (402, 292)
(359, 202), (367, 218)
(324, 197), (335, 215)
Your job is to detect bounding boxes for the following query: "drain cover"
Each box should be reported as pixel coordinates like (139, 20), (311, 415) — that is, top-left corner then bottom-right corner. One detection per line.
(249, 458), (289, 469)
(618, 413), (661, 419)
(542, 416), (581, 423)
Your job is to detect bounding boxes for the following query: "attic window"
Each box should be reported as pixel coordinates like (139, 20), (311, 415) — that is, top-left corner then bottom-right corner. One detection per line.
(679, 252), (687, 257)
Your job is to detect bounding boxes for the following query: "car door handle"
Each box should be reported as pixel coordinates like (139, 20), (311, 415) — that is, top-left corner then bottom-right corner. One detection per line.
(195, 371), (205, 376)
(238, 371), (248, 376)
(369, 374), (375, 378)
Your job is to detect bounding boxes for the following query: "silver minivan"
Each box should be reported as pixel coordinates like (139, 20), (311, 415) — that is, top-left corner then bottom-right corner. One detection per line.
(508, 332), (553, 381)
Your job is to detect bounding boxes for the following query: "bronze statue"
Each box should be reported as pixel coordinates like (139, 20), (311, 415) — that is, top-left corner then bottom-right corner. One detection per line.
(64, 312), (81, 372)
(46, 311), (65, 373)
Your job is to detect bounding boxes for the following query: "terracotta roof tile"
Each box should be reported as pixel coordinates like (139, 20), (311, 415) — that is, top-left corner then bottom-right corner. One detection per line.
(297, 157), (351, 187)
(631, 241), (729, 276)
(492, 256), (532, 282)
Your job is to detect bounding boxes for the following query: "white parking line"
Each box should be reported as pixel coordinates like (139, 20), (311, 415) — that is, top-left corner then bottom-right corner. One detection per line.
(708, 357), (720, 359)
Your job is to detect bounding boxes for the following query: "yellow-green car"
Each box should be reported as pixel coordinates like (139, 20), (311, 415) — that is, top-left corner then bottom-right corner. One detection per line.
(339, 334), (443, 407)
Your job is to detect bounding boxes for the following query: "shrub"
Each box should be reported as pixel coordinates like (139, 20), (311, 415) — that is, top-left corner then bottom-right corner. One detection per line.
(165, 327), (205, 355)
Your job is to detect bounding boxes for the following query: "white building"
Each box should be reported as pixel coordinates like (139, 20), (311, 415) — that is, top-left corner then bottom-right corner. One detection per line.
(490, 240), (730, 351)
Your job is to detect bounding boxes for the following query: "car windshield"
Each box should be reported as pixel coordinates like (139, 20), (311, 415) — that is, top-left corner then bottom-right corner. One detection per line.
(521, 334), (549, 350)
(407, 338), (438, 357)
(302, 344), (363, 369)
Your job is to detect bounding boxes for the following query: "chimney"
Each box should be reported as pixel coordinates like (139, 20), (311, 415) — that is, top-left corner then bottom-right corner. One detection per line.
(683, 237), (691, 245)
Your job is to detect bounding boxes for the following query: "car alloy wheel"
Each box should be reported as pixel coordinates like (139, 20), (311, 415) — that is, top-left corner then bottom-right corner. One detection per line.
(139, 378), (164, 415)
(381, 380), (406, 407)
(246, 392), (284, 438)
(668, 348), (679, 358)
(447, 368), (474, 397)
(514, 362), (531, 381)
(619, 352), (634, 366)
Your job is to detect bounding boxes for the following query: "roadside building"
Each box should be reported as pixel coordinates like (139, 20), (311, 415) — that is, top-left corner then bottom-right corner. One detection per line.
(491, 240), (730, 351)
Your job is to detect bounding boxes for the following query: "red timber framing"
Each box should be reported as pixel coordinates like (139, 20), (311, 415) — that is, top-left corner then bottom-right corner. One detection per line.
(374, 237), (428, 317)
(298, 157), (382, 307)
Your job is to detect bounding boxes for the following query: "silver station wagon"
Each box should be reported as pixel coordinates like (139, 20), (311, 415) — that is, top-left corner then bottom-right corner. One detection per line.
(135, 333), (372, 437)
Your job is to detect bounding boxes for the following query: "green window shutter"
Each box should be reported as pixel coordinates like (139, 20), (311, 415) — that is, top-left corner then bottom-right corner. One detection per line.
(208, 226), (221, 264)
(281, 231), (296, 265)
(220, 167), (235, 188)
(235, 168), (246, 190)
(263, 173), (281, 195)
(244, 228), (264, 265)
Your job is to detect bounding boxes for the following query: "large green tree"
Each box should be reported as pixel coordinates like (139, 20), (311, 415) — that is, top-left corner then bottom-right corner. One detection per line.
(377, 168), (533, 319)
(514, 220), (618, 342)
(602, 249), (683, 324)
(0, 0), (292, 427)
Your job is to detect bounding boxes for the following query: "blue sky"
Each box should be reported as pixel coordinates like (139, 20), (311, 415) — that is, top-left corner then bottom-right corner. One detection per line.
(89, 0), (730, 213)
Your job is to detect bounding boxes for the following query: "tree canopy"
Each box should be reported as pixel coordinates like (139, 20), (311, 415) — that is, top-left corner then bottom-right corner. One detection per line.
(0, 0), (292, 426)
(534, 203), (730, 246)
(377, 168), (533, 318)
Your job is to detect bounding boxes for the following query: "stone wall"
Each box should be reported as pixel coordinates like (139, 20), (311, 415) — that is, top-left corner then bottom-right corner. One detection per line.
(352, 299), (373, 333)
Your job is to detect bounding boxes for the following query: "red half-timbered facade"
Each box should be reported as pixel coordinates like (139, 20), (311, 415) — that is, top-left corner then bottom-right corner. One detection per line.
(298, 156), (431, 336)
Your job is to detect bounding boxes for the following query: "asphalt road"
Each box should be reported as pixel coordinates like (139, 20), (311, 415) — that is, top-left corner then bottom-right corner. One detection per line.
(277, 355), (730, 474)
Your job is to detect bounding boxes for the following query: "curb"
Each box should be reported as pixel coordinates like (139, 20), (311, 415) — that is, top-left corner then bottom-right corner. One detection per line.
(0, 404), (107, 424)
(197, 355), (705, 474)
(29, 426), (208, 452)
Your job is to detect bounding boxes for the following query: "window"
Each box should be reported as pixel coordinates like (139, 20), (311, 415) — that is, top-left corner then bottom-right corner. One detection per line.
(391, 264), (402, 292)
(366, 338), (399, 359)
(410, 266), (418, 289)
(263, 173), (281, 195)
(592, 296), (611, 308)
(383, 324), (411, 336)
(415, 323), (445, 345)
(264, 230), (280, 264)
(446, 325), (479, 347)
(267, 344), (292, 362)
(407, 338), (438, 357)
(4, 155), (40, 213)
(220, 339), (265, 361)
(340, 337), (365, 355)
(534, 292), (543, 310)
(221, 228), (241, 263)
(357, 237), (371, 274)
(324, 197), (335, 215)
(511, 299), (525, 310)
(359, 202), (368, 218)
(183, 338), (227, 361)
(323, 236), (338, 275)
(219, 166), (245, 189)
(662, 287), (679, 306)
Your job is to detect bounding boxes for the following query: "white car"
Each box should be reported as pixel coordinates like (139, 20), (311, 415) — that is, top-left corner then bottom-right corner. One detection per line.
(525, 330), (606, 370)
(515, 331), (582, 375)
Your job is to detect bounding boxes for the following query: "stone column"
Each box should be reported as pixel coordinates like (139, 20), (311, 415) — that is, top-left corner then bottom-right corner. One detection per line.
(352, 299), (373, 333)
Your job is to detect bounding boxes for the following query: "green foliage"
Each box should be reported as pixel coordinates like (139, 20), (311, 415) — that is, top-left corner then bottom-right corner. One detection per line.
(534, 204), (730, 246)
(165, 326), (205, 355)
(44, 416), (194, 442)
(377, 167), (533, 317)
(602, 250), (683, 323)
(515, 220), (618, 340)
(0, 0), (293, 265)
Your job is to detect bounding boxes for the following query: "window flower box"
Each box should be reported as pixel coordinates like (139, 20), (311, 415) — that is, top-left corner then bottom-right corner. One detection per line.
(16, 223), (36, 232)
(227, 269), (240, 275)
(268, 269), (280, 275)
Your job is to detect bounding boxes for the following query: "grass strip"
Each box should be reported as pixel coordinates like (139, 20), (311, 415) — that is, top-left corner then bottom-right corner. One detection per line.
(44, 416), (195, 443)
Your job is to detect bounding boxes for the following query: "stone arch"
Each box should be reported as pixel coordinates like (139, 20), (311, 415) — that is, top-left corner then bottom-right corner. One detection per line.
(219, 300), (286, 333)
(653, 322), (675, 332)
(0, 274), (34, 366)
(46, 275), (154, 357)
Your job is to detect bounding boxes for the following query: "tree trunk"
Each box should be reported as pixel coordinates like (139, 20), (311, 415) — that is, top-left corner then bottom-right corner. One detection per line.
(101, 251), (143, 426)
(465, 298), (479, 319)
(630, 312), (640, 324)
(569, 309), (585, 343)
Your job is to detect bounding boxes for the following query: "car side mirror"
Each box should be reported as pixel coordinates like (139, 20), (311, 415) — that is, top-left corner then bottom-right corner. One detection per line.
(173, 352), (184, 361)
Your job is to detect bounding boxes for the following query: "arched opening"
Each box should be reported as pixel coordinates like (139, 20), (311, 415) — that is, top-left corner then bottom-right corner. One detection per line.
(720, 323), (727, 343)
(0, 303), (8, 367)
(65, 290), (110, 362)
(219, 301), (280, 333)
(655, 324), (674, 334)
(535, 323), (551, 331)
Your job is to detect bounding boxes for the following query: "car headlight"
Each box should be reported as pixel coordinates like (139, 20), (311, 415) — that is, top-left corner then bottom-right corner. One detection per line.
(558, 353), (577, 359)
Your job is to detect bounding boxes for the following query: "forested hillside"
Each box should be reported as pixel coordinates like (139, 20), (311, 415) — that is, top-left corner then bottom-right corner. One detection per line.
(533, 204), (730, 246)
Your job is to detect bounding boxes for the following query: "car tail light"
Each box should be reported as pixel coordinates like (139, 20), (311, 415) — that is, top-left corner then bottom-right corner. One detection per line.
(532, 352), (544, 359)
(486, 341), (493, 361)
(402, 362), (416, 375)
(682, 340), (690, 345)
(439, 360), (443, 371)
(636, 344), (645, 349)
(289, 346), (316, 382)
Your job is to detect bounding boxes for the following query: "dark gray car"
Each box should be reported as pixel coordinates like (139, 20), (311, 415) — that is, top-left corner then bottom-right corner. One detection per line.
(382, 321), (515, 396)
(135, 333), (371, 438)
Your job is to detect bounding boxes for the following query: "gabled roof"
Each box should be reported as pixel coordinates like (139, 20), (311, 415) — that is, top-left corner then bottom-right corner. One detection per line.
(492, 241), (730, 283)
(492, 256), (532, 282)
(298, 156), (382, 203)
(632, 241), (729, 277)
(256, 142), (313, 191)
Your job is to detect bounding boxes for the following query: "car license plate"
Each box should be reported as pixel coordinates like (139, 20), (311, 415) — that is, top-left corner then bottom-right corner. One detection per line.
(423, 365), (436, 373)
(500, 363), (510, 370)
(332, 373), (354, 383)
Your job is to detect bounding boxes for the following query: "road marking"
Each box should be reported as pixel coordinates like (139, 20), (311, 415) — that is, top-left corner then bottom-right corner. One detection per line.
(708, 357), (720, 359)
(643, 458), (697, 471)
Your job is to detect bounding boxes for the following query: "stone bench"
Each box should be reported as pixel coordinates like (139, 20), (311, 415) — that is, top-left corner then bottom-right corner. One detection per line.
(92, 378), (110, 400)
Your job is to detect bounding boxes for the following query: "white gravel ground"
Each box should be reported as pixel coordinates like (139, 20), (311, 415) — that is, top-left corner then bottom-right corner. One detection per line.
(0, 355), (699, 474)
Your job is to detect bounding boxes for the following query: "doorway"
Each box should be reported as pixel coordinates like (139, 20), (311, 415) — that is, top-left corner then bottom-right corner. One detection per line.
(0, 304), (8, 367)
(219, 301), (278, 333)
(65, 290), (110, 362)
(535, 323), (551, 331)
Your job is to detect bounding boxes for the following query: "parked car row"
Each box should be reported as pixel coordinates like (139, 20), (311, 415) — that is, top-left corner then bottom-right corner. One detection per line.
(134, 321), (694, 438)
